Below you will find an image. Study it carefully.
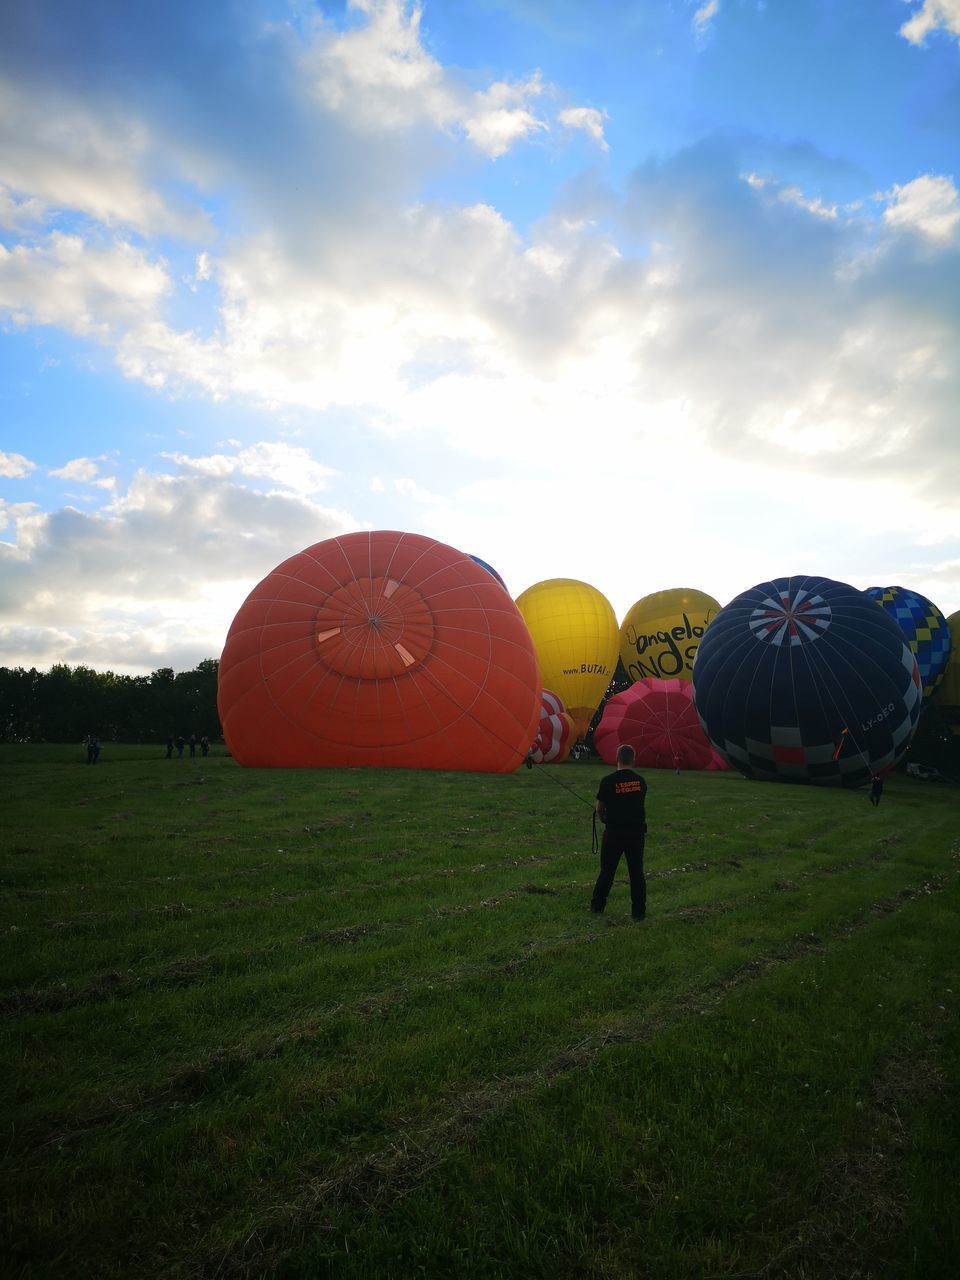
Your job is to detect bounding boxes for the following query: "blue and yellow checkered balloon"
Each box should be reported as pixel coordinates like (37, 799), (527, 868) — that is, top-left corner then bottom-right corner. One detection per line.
(865, 585), (951, 703)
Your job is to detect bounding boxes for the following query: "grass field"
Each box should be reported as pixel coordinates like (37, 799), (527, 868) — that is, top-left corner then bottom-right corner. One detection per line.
(2, 744), (959, 1279)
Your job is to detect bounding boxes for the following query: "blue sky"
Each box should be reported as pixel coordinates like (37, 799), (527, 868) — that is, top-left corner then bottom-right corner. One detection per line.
(1, 0), (958, 674)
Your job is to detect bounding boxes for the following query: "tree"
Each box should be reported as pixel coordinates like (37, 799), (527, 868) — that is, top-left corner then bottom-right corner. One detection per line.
(0, 660), (223, 743)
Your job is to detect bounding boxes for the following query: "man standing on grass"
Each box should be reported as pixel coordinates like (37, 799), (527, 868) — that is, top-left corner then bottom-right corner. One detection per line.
(870, 773), (884, 806)
(591, 743), (648, 920)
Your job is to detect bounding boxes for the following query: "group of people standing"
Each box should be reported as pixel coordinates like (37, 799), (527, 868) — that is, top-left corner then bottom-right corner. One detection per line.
(83, 734), (213, 763)
(165, 734), (210, 759)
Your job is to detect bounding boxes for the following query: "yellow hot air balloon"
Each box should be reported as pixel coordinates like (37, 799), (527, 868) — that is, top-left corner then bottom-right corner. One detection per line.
(933, 610), (959, 736)
(620, 588), (721, 684)
(515, 579), (619, 737)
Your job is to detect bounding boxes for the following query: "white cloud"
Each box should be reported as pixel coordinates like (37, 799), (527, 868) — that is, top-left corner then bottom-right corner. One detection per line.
(122, 193), (629, 422)
(111, 203), (523, 405)
(0, 182), (45, 232)
(392, 476), (448, 507)
(557, 106), (608, 150)
(20, 148), (945, 543)
(0, 466), (358, 674)
(0, 232), (170, 338)
(308, 0), (457, 129)
(46, 456), (119, 495)
(0, 115), (952, 551)
(693, 0), (720, 39)
(0, 452), (35, 480)
(160, 441), (338, 495)
(742, 172), (837, 219)
(463, 76), (548, 159)
(607, 145), (960, 514)
(778, 186), (838, 219)
(0, 77), (209, 238)
(881, 174), (960, 243)
(899, 0), (960, 46)
(49, 457), (102, 483)
(0, 500), (37, 537)
(305, 0), (548, 158)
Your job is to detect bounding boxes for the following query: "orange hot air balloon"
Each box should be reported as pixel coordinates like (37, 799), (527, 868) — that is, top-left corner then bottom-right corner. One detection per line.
(218, 531), (541, 771)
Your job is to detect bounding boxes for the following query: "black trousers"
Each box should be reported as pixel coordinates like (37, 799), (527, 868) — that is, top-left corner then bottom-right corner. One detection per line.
(591, 829), (646, 916)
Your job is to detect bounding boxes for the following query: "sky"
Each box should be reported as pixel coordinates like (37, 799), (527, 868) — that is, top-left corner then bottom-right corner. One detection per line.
(1, 0), (958, 676)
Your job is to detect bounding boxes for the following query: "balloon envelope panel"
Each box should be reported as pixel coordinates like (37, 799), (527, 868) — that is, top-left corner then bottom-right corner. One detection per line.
(620, 588), (721, 684)
(865, 586), (951, 703)
(515, 578), (619, 737)
(692, 576), (922, 787)
(594, 678), (730, 770)
(467, 554), (508, 591)
(531, 689), (576, 763)
(218, 531), (541, 771)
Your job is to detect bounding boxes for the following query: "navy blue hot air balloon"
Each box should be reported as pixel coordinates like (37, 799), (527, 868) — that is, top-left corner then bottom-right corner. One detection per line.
(467, 554), (508, 591)
(691, 576), (921, 787)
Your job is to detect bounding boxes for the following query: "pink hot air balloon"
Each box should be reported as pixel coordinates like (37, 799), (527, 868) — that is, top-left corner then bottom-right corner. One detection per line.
(594, 678), (730, 771)
(531, 689), (576, 764)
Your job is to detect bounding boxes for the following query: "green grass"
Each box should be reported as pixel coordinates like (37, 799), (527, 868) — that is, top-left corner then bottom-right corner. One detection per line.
(2, 743), (959, 1278)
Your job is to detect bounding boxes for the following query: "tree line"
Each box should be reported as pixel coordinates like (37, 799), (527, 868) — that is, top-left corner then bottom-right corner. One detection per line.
(0, 660), (221, 744)
(3, 655), (954, 772)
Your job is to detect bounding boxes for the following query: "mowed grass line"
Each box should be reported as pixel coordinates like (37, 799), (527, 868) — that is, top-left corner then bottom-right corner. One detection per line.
(308, 884), (960, 1280)
(3, 832), (935, 1116)
(9, 853), (946, 1150)
(8, 870), (957, 1280)
(1, 746), (958, 1278)
(0, 828), (911, 1011)
(0, 839), (931, 1039)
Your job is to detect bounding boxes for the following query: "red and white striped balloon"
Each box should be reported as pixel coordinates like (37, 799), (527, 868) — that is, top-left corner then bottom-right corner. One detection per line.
(531, 689), (576, 763)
